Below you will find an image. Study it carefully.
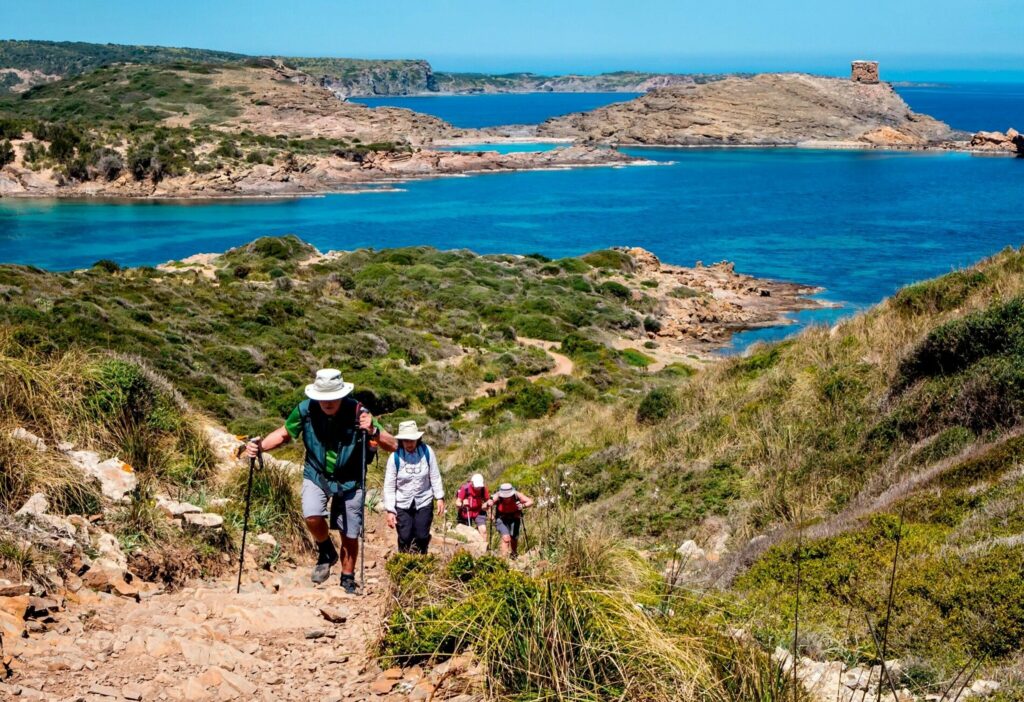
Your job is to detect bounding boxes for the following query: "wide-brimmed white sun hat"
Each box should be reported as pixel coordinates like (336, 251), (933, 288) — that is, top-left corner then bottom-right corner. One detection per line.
(305, 369), (354, 402)
(471, 473), (485, 489)
(496, 483), (516, 498)
(394, 420), (425, 441)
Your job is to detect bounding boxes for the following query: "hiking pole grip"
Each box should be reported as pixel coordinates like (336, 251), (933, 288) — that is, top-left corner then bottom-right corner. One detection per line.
(236, 437), (260, 594)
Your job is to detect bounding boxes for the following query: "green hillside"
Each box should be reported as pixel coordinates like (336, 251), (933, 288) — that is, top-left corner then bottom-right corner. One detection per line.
(0, 39), (245, 92)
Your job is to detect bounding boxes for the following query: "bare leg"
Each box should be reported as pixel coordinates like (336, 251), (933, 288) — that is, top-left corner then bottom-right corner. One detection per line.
(341, 535), (359, 576)
(306, 516), (330, 543)
(477, 524), (487, 539)
(500, 534), (512, 558)
(510, 536), (519, 558)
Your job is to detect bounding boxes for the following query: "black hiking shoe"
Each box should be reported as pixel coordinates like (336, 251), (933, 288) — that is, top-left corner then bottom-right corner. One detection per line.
(311, 541), (338, 585)
(340, 573), (358, 594)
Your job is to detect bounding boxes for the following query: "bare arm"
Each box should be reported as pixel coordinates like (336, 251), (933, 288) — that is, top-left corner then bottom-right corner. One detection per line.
(517, 492), (534, 509)
(245, 426), (290, 457)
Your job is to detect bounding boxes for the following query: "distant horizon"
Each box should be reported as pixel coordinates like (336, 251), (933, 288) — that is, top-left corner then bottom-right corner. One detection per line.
(5, 0), (1024, 82)
(4, 36), (1024, 84)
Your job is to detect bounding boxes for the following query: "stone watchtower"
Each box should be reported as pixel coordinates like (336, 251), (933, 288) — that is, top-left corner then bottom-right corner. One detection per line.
(851, 60), (880, 84)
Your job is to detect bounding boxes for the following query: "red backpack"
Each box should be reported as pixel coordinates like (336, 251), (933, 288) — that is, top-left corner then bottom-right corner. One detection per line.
(458, 483), (488, 516)
(495, 493), (522, 518)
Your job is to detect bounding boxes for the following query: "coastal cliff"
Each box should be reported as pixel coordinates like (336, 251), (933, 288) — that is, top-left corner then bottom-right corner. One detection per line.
(537, 72), (956, 147)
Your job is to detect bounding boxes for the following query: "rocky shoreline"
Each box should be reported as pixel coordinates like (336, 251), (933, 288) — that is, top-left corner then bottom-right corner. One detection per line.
(0, 145), (641, 200)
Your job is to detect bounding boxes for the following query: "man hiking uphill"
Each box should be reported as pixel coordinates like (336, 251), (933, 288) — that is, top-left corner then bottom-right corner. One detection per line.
(455, 473), (489, 538)
(245, 369), (396, 592)
(485, 483), (534, 559)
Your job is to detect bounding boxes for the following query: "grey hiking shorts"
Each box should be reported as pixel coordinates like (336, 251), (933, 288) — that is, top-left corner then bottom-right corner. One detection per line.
(495, 515), (521, 538)
(301, 477), (363, 539)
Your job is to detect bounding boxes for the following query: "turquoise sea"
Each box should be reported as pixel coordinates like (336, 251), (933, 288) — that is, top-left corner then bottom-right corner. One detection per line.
(1, 86), (1022, 350)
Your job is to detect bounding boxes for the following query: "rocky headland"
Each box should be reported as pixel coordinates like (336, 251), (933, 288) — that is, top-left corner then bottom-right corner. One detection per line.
(537, 72), (957, 148)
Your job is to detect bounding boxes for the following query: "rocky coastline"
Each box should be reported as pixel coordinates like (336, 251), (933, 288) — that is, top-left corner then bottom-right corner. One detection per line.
(0, 145), (640, 200)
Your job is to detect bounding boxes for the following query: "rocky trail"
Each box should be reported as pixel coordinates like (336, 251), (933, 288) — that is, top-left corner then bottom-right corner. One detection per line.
(0, 511), (486, 702)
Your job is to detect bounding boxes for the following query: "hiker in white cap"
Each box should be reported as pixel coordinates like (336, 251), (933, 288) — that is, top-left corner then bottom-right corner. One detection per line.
(485, 483), (534, 558)
(245, 369), (396, 591)
(382, 420), (445, 554)
(455, 473), (490, 538)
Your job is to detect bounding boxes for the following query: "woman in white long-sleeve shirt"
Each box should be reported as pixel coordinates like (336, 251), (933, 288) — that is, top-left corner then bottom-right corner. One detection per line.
(383, 420), (445, 554)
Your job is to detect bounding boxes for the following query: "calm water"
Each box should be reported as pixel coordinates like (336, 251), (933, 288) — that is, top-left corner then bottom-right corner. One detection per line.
(896, 83), (1024, 132)
(2, 148), (1022, 350)
(351, 92), (640, 128)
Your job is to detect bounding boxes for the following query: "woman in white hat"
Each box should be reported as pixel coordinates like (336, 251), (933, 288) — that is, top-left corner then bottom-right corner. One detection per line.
(485, 483), (534, 559)
(382, 420), (445, 554)
(245, 368), (397, 592)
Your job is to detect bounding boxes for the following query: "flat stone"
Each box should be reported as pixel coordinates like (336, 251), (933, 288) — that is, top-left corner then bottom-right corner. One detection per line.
(369, 678), (397, 695)
(319, 606), (348, 624)
(0, 583), (31, 597)
(256, 533), (277, 548)
(67, 450), (137, 501)
(184, 513), (224, 529)
(157, 496), (203, 518)
(305, 629), (326, 639)
(15, 493), (49, 517)
(10, 427), (46, 451)
(382, 667), (403, 679)
(87, 684), (121, 697)
(122, 682), (145, 700)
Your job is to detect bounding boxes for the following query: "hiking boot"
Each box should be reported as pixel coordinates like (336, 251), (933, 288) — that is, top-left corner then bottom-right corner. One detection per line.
(311, 541), (338, 585)
(340, 573), (358, 594)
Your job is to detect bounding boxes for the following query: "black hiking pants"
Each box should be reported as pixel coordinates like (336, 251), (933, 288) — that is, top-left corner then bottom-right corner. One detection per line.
(396, 503), (433, 554)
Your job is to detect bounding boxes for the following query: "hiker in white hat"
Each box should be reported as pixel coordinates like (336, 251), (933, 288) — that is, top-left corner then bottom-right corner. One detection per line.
(484, 482), (534, 559)
(245, 368), (396, 591)
(455, 473), (490, 538)
(382, 420), (445, 554)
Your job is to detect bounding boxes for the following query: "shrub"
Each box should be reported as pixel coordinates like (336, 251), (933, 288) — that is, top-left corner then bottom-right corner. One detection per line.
(0, 140), (13, 168)
(92, 259), (121, 273)
(637, 387), (677, 423)
(669, 285), (700, 299)
(599, 281), (631, 299)
(582, 249), (634, 272)
(643, 315), (662, 333)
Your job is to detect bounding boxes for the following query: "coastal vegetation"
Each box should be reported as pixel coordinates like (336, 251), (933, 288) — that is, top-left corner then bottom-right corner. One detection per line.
(3, 236), (1023, 697)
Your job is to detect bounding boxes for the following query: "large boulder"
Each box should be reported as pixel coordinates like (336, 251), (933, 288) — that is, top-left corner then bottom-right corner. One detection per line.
(970, 128), (1024, 154)
(66, 450), (137, 501)
(452, 524), (487, 557)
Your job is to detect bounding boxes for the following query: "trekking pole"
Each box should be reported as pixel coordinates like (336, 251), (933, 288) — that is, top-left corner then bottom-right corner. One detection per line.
(520, 513), (529, 554)
(359, 427), (368, 595)
(236, 437), (261, 594)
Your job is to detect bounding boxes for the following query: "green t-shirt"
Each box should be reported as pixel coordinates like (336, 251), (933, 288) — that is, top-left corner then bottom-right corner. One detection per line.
(286, 404), (382, 475)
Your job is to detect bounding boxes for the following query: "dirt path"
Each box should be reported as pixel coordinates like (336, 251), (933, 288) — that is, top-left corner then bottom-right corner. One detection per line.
(1, 515), (478, 702)
(449, 337), (576, 408)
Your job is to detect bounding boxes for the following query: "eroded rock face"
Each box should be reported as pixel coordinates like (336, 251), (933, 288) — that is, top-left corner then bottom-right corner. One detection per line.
(538, 73), (953, 147)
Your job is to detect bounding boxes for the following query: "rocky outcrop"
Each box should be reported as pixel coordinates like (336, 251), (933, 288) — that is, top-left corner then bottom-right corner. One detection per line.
(538, 73), (954, 147)
(287, 58), (434, 97)
(0, 145), (637, 199)
(969, 128), (1024, 155)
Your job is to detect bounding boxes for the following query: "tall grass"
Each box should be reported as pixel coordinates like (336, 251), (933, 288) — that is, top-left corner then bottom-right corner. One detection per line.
(0, 332), (215, 513)
(379, 516), (800, 702)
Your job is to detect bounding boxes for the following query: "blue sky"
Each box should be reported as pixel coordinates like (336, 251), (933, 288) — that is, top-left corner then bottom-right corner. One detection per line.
(5, 0), (1024, 79)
